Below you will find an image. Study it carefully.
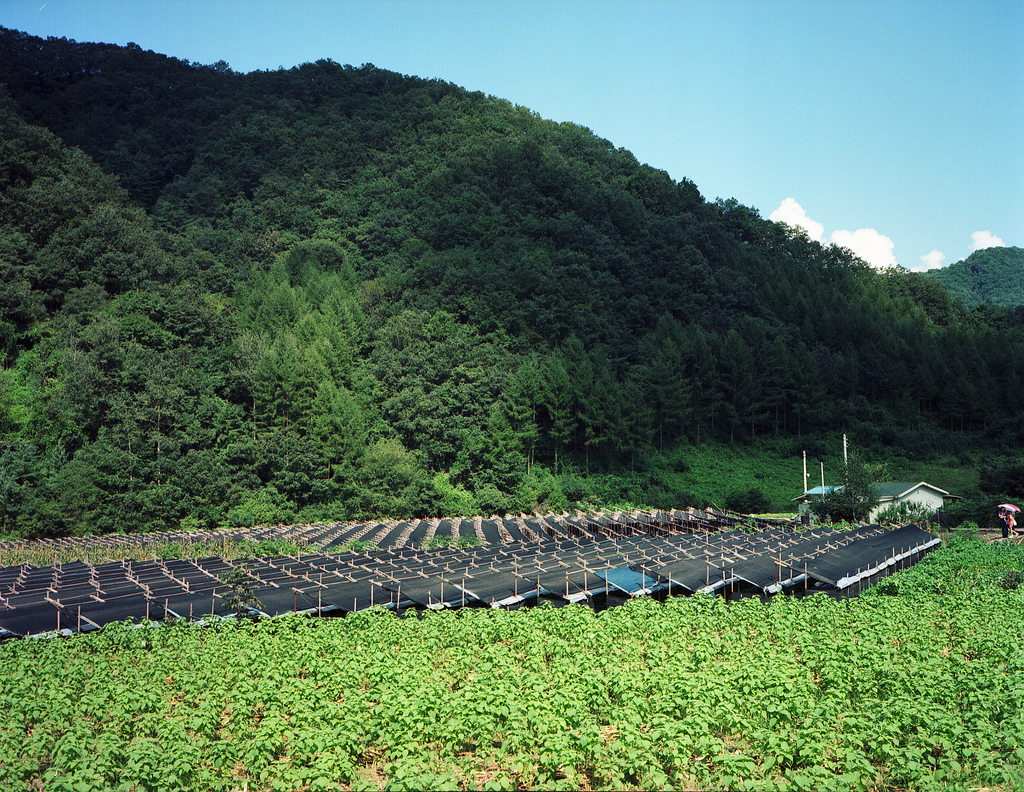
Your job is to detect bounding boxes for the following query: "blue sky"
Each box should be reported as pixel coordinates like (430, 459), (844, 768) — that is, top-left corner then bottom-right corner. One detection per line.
(4, 0), (1021, 270)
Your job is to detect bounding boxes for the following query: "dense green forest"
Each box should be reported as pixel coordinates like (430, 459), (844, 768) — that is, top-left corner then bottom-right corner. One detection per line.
(923, 246), (1024, 308)
(1, 27), (1023, 538)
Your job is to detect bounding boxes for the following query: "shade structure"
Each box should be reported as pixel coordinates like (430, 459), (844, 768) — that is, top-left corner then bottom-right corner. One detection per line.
(0, 600), (65, 637)
(251, 585), (321, 617)
(0, 515), (942, 637)
(70, 593), (153, 629)
(645, 556), (717, 593)
(519, 566), (608, 602)
(4, 506), (774, 561)
(720, 554), (789, 591)
(457, 570), (523, 605)
(476, 519), (503, 545)
(804, 524), (940, 588)
(157, 591), (235, 620)
(404, 519), (433, 548)
(318, 579), (396, 613)
(596, 566), (660, 596)
(382, 577), (479, 609)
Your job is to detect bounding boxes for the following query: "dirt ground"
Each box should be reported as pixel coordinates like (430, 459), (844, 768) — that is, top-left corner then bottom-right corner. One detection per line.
(975, 526), (1024, 544)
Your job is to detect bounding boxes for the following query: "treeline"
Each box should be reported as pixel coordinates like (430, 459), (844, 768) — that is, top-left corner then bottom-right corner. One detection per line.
(923, 246), (1024, 308)
(1, 28), (1023, 538)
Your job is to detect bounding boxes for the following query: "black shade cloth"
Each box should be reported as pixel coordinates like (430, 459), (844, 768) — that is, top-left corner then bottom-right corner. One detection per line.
(319, 580), (395, 612)
(0, 522), (935, 636)
(803, 524), (937, 587)
(0, 601), (63, 636)
(382, 577), (479, 608)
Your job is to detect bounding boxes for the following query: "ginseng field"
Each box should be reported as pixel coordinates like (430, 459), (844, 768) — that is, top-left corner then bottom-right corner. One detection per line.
(1, 531), (1023, 791)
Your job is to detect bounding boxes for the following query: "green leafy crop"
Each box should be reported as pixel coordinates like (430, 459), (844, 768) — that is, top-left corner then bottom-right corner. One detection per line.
(2, 535), (1023, 790)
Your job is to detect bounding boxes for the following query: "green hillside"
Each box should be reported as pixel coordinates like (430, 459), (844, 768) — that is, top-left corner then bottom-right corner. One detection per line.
(924, 246), (1024, 307)
(1, 27), (1022, 538)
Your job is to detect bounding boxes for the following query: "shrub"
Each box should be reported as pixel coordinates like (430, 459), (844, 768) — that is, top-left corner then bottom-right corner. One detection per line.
(475, 484), (511, 516)
(433, 471), (478, 516)
(998, 569), (1022, 590)
(875, 499), (932, 526)
(808, 453), (879, 523)
(559, 473), (587, 502)
(228, 486), (298, 527)
(725, 488), (772, 514)
(220, 564), (262, 619)
(225, 507), (254, 529)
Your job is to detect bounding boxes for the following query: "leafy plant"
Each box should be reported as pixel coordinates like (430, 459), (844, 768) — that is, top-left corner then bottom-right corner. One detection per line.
(875, 499), (932, 526)
(224, 507), (254, 529)
(337, 539), (376, 552)
(219, 564), (262, 619)
(725, 488), (772, 514)
(808, 452), (881, 523)
(421, 534), (482, 551)
(1, 535), (1022, 791)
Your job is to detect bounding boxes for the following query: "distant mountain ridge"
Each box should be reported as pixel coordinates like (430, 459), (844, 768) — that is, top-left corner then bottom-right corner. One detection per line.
(924, 247), (1024, 308)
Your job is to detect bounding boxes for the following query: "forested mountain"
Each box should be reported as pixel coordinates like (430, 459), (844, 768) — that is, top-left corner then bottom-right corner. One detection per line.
(923, 247), (1024, 308)
(2, 27), (1023, 538)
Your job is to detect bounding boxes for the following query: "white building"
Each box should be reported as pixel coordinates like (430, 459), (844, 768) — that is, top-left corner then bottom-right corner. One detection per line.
(867, 482), (954, 522)
(794, 481), (956, 522)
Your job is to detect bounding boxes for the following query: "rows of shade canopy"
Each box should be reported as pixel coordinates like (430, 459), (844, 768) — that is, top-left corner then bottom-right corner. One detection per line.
(0, 511), (940, 637)
(0, 508), (782, 558)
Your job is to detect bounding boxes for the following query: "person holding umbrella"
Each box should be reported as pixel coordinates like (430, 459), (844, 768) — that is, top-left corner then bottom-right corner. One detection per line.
(998, 504), (1019, 538)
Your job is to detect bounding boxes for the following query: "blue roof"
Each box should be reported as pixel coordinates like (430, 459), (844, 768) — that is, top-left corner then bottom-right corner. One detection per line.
(800, 485), (841, 497)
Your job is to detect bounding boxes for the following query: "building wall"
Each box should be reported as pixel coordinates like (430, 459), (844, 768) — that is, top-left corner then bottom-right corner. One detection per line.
(869, 488), (945, 521)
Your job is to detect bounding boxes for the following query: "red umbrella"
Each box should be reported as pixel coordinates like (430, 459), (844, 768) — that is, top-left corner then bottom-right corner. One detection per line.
(998, 503), (1020, 512)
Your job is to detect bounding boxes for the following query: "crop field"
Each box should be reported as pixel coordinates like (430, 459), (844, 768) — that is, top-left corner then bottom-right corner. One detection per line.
(1, 532), (1023, 792)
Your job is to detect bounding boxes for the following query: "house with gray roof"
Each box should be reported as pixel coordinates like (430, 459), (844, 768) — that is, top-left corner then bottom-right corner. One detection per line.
(794, 481), (957, 521)
(868, 482), (955, 521)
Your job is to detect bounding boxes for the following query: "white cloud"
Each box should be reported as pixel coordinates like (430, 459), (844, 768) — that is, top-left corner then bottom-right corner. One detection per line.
(769, 198), (901, 269)
(915, 250), (946, 271)
(830, 228), (897, 269)
(769, 198), (824, 242)
(970, 230), (1005, 251)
